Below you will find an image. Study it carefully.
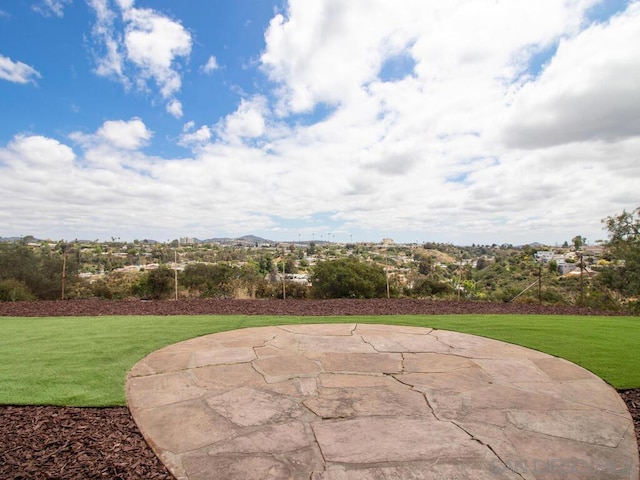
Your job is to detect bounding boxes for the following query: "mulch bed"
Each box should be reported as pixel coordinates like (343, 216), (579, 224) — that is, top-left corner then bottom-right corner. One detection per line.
(0, 406), (173, 480)
(0, 298), (626, 317)
(0, 299), (637, 479)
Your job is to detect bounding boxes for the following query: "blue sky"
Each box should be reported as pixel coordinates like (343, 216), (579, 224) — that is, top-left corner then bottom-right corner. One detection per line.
(1, 0), (639, 245)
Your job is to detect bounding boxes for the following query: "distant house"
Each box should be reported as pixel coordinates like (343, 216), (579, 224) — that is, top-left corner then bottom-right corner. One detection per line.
(557, 260), (579, 275)
(286, 274), (310, 285)
(564, 266), (596, 277)
(534, 251), (555, 264)
(582, 245), (604, 256)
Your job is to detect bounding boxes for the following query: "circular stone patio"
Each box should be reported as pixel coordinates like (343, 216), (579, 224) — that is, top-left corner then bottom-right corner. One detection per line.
(126, 324), (639, 480)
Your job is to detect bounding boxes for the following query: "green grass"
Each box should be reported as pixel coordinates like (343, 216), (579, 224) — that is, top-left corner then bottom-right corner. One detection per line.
(1, 314), (638, 407)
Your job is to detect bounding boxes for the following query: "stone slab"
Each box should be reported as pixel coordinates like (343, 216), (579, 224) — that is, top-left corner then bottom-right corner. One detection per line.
(311, 415), (487, 464)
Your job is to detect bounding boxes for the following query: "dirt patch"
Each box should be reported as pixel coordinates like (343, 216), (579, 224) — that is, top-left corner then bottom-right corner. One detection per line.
(0, 299), (636, 479)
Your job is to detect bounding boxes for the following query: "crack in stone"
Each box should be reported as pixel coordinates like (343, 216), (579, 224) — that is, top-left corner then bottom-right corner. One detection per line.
(369, 376), (529, 479)
(358, 335), (381, 353)
(425, 330), (455, 353)
(449, 420), (527, 480)
(349, 324), (358, 336)
(249, 360), (270, 385)
(308, 422), (329, 468)
(388, 373), (416, 391)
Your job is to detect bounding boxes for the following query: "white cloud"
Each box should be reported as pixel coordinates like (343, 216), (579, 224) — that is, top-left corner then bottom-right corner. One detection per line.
(503, 2), (640, 148)
(261, 0), (413, 113)
(166, 99), (183, 118)
(88, 0), (127, 83)
(218, 96), (268, 141)
(260, 0), (597, 116)
(0, 55), (41, 84)
(3, 1), (639, 244)
(201, 55), (219, 74)
(122, 6), (192, 98)
(32, 0), (71, 17)
(0, 131), (279, 240)
(71, 118), (152, 150)
(97, 118), (152, 149)
(179, 125), (212, 146)
(3, 135), (75, 168)
(250, 0), (640, 242)
(87, 0), (192, 116)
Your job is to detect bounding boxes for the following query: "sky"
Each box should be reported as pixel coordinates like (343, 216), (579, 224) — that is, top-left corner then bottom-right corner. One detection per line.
(1, 0), (639, 245)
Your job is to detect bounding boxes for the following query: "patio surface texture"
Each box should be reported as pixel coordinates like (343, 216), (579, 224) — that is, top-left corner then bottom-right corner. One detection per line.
(127, 324), (639, 480)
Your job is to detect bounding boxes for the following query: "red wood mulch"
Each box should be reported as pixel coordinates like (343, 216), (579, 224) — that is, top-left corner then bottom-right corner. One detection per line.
(0, 406), (173, 480)
(0, 299), (637, 479)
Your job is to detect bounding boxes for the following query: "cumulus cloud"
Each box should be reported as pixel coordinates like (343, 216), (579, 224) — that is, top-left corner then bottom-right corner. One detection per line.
(260, 0), (595, 115)
(2, 135), (75, 168)
(87, 0), (192, 117)
(249, 0), (640, 242)
(70, 118), (152, 150)
(201, 55), (219, 74)
(179, 124), (212, 146)
(166, 99), (183, 118)
(97, 118), (152, 149)
(0, 55), (41, 84)
(3, 1), (639, 244)
(218, 96), (269, 141)
(0, 129), (281, 240)
(503, 2), (640, 148)
(121, 6), (191, 97)
(261, 0), (414, 113)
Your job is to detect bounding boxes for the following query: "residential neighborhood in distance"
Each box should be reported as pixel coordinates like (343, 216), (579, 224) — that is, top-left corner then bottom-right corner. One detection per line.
(0, 232), (625, 311)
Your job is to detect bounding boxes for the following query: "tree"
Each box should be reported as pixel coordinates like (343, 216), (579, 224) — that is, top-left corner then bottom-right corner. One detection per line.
(181, 263), (212, 297)
(410, 278), (453, 298)
(0, 279), (35, 301)
(601, 207), (640, 310)
(257, 255), (275, 277)
(285, 258), (297, 274)
(310, 258), (387, 299)
(181, 263), (240, 298)
(0, 243), (79, 300)
(475, 257), (490, 271)
(142, 266), (175, 299)
(418, 258), (433, 275)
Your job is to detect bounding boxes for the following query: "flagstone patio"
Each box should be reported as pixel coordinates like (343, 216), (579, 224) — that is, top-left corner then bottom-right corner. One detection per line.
(127, 324), (639, 480)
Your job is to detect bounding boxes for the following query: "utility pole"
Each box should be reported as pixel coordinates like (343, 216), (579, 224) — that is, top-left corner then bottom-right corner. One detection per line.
(579, 253), (584, 306)
(61, 247), (67, 300)
(538, 263), (542, 304)
(385, 254), (390, 299)
(282, 254), (286, 300)
(174, 250), (178, 301)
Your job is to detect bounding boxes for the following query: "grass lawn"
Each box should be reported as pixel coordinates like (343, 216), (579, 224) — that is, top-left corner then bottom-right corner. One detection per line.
(1, 314), (638, 407)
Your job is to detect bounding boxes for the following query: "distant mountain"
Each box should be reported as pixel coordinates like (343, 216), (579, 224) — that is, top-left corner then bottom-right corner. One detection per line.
(0, 237), (25, 243)
(202, 235), (275, 245)
(238, 235), (273, 243)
